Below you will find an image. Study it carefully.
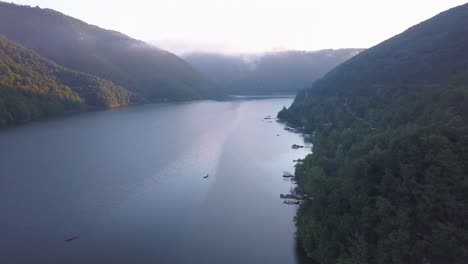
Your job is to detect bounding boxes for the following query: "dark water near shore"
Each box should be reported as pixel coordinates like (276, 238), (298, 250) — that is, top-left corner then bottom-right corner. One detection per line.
(0, 98), (311, 264)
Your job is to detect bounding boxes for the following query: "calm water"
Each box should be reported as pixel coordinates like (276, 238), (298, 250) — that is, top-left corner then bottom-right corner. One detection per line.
(0, 98), (311, 264)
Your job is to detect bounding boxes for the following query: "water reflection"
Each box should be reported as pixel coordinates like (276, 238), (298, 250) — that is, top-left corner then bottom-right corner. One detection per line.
(0, 99), (311, 264)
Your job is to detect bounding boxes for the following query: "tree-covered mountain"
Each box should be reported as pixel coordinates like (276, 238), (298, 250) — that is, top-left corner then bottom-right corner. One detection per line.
(279, 4), (468, 264)
(0, 35), (130, 127)
(183, 49), (363, 95)
(0, 2), (222, 101)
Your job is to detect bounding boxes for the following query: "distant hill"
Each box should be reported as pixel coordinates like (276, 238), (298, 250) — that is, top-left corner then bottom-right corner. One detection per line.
(183, 49), (363, 94)
(279, 3), (468, 264)
(0, 2), (222, 102)
(0, 35), (130, 127)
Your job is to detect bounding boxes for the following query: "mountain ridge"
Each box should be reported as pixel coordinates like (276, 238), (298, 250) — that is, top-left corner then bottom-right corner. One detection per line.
(183, 49), (363, 95)
(279, 3), (468, 264)
(0, 34), (130, 127)
(0, 1), (223, 102)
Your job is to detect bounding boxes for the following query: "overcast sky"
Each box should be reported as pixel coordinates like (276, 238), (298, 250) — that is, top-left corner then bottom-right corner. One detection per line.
(8, 0), (468, 54)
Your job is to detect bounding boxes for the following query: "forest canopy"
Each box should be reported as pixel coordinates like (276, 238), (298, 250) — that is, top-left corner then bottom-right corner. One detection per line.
(0, 35), (130, 127)
(279, 3), (468, 264)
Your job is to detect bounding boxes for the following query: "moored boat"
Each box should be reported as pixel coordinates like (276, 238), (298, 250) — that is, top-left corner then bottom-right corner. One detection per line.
(291, 144), (304, 149)
(283, 199), (301, 205)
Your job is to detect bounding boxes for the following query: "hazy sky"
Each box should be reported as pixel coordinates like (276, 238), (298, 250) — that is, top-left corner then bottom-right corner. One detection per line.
(9, 0), (468, 54)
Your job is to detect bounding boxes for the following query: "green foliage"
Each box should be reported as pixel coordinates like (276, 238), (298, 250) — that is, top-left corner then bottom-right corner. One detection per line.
(183, 49), (363, 95)
(0, 2), (226, 128)
(0, 35), (130, 127)
(0, 2), (223, 101)
(281, 4), (468, 264)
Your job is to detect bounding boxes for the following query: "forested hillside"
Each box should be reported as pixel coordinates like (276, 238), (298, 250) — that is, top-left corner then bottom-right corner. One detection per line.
(0, 35), (130, 127)
(184, 49), (362, 94)
(279, 4), (468, 264)
(0, 2), (222, 101)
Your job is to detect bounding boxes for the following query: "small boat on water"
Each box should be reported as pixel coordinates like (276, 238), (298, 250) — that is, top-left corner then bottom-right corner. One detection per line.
(292, 144), (304, 149)
(280, 193), (306, 199)
(284, 199), (301, 205)
(65, 236), (77, 242)
(203, 174), (209, 179)
(283, 171), (295, 178)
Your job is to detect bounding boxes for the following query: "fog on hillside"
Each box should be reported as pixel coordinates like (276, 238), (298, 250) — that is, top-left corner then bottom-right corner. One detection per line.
(183, 49), (363, 95)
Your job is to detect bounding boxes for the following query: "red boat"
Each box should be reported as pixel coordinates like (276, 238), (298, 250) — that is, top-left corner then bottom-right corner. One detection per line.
(65, 236), (77, 242)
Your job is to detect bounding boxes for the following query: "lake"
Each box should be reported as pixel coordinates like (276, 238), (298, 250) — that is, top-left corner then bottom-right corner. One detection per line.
(0, 98), (312, 264)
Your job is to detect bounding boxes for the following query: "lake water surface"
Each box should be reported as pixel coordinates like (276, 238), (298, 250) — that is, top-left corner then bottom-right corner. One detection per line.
(0, 98), (311, 264)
